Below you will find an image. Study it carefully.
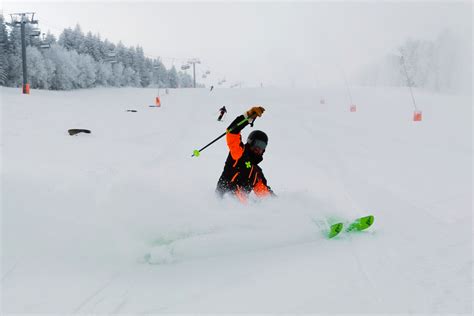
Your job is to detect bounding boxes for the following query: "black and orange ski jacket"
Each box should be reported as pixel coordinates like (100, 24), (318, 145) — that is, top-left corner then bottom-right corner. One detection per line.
(216, 114), (274, 201)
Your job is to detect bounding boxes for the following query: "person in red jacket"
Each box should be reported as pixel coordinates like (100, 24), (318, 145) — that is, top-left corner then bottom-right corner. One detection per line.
(216, 106), (274, 202)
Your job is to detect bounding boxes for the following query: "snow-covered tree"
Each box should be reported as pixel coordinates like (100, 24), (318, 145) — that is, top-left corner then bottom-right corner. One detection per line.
(178, 71), (193, 88)
(0, 14), (8, 85)
(168, 66), (179, 88)
(141, 57), (153, 87)
(43, 44), (79, 90)
(58, 27), (75, 51)
(1, 19), (202, 90)
(398, 39), (435, 88)
(82, 31), (102, 61)
(123, 66), (140, 86)
(6, 26), (23, 86)
(26, 46), (51, 89)
(95, 61), (113, 86)
(44, 31), (57, 46)
(152, 59), (168, 87)
(110, 62), (125, 86)
(355, 29), (470, 93)
(73, 51), (96, 88)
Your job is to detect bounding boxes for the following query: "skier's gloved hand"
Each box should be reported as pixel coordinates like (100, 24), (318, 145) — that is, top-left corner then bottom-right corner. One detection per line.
(245, 106), (265, 119)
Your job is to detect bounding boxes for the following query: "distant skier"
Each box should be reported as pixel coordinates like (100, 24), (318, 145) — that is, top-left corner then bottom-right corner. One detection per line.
(217, 106), (227, 121)
(210, 85), (214, 92)
(216, 106), (274, 202)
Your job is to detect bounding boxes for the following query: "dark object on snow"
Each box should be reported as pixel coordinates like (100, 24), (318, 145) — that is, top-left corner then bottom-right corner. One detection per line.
(127, 110), (137, 112)
(68, 129), (91, 136)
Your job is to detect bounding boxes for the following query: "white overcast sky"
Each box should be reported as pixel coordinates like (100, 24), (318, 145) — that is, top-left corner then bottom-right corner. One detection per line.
(2, 0), (471, 87)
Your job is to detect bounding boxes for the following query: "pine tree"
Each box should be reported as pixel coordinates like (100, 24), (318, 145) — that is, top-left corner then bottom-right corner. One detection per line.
(58, 27), (75, 51)
(44, 31), (57, 46)
(178, 71), (193, 88)
(95, 61), (112, 86)
(0, 14), (8, 85)
(152, 59), (167, 87)
(6, 25), (23, 86)
(168, 66), (179, 88)
(43, 44), (79, 90)
(26, 46), (49, 89)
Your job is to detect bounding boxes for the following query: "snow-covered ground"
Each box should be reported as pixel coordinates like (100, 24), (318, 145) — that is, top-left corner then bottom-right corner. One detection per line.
(1, 86), (471, 314)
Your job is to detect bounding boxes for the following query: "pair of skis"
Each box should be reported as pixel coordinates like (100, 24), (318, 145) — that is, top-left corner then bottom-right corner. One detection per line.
(327, 215), (374, 238)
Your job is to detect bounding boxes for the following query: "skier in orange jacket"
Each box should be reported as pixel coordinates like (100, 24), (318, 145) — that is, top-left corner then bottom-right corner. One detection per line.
(216, 106), (274, 202)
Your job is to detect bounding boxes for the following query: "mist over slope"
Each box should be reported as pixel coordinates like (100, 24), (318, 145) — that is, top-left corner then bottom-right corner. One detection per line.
(1, 86), (471, 314)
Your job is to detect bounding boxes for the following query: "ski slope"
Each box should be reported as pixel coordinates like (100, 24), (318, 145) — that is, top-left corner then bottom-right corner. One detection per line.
(1, 86), (472, 314)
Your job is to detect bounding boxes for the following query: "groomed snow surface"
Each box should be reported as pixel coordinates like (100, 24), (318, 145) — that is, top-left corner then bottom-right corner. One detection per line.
(1, 86), (472, 314)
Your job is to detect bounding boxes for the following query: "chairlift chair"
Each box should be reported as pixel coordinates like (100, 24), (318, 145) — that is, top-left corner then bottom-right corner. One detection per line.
(30, 28), (41, 37)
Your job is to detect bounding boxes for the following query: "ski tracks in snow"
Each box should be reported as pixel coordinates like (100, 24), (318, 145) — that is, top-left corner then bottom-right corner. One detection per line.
(1, 261), (19, 284)
(72, 271), (123, 314)
(70, 264), (145, 314)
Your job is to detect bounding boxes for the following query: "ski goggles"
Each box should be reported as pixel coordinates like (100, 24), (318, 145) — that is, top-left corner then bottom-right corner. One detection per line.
(251, 139), (267, 151)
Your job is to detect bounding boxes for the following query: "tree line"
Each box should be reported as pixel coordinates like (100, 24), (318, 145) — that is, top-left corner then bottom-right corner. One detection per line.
(0, 16), (194, 90)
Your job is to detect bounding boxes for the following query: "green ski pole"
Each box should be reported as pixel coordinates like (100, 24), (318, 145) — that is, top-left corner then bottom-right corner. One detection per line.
(192, 116), (251, 157)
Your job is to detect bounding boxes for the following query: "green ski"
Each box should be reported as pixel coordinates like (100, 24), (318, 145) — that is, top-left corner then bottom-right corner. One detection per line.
(328, 222), (344, 238)
(326, 215), (375, 238)
(346, 215), (374, 232)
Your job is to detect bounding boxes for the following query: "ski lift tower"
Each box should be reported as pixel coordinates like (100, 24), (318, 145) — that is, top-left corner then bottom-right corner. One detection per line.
(7, 12), (39, 94)
(188, 58), (201, 88)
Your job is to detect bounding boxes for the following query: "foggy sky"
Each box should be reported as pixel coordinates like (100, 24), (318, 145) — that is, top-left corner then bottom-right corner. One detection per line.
(3, 0), (471, 87)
